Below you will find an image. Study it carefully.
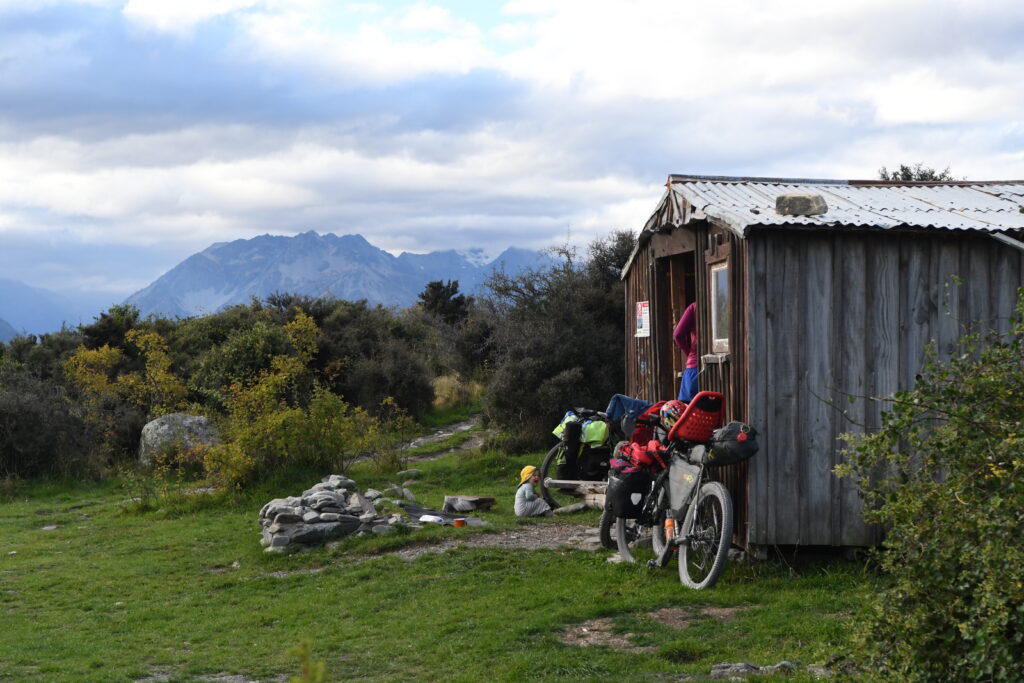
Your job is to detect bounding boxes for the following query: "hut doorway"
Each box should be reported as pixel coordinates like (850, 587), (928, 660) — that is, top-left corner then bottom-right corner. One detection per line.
(654, 251), (696, 400)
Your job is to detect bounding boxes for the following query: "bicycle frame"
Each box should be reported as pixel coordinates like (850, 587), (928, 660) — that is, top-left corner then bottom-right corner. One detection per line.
(640, 443), (709, 567)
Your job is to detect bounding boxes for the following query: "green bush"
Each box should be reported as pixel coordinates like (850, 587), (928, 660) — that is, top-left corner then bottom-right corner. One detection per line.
(316, 300), (436, 416)
(836, 292), (1024, 681)
(190, 320), (288, 406)
(0, 363), (95, 478)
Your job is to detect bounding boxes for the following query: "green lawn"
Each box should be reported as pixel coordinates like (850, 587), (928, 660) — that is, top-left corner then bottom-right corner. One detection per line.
(1, 448), (874, 682)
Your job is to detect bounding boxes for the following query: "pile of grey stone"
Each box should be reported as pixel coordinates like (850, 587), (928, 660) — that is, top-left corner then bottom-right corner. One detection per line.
(258, 472), (423, 554)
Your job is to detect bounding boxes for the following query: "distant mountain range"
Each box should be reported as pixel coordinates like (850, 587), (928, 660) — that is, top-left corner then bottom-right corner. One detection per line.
(0, 278), (120, 339)
(125, 232), (550, 319)
(0, 317), (16, 344)
(0, 233), (550, 337)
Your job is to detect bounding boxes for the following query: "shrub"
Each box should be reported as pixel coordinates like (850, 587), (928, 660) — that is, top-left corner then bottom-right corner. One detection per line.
(190, 320), (288, 406)
(836, 291), (1024, 681)
(63, 329), (186, 461)
(0, 363), (95, 478)
(317, 301), (436, 416)
(202, 311), (388, 487)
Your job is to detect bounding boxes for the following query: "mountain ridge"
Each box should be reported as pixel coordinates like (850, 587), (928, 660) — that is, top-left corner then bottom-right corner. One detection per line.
(125, 232), (548, 319)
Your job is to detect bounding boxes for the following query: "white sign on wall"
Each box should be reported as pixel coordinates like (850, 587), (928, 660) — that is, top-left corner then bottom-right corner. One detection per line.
(635, 301), (650, 338)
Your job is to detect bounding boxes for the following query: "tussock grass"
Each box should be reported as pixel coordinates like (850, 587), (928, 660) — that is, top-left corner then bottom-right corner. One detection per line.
(1, 448), (873, 681)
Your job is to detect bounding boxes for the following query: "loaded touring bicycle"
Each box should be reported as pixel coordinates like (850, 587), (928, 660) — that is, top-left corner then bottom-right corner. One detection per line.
(605, 391), (759, 589)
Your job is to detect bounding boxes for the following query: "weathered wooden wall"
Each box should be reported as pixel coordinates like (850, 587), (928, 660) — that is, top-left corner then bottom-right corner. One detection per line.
(624, 221), (752, 544)
(624, 239), (664, 400)
(744, 229), (1024, 547)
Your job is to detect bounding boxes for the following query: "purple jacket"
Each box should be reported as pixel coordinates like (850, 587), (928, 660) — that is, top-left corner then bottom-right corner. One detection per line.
(673, 302), (698, 369)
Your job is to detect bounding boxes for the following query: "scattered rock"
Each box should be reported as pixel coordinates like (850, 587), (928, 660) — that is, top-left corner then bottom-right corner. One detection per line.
(41, 525), (58, 531)
(397, 469), (423, 478)
(441, 495), (497, 513)
(709, 661), (795, 679)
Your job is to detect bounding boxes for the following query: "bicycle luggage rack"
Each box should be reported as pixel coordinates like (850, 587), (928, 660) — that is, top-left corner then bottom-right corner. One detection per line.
(542, 478), (607, 509)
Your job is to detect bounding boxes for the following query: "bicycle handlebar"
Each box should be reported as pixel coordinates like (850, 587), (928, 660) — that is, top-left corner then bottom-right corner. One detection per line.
(572, 407), (609, 421)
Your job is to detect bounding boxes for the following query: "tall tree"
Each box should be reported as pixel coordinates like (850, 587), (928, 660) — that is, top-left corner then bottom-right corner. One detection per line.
(417, 280), (471, 326)
(482, 230), (634, 448)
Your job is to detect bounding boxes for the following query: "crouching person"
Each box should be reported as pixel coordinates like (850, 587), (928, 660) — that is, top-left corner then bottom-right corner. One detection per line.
(515, 466), (553, 517)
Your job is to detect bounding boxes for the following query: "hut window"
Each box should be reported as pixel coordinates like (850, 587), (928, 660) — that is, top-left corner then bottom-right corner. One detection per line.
(710, 262), (729, 353)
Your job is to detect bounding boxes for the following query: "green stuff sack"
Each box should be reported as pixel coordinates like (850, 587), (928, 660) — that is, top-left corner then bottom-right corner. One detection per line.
(552, 411), (581, 439)
(582, 419), (609, 447)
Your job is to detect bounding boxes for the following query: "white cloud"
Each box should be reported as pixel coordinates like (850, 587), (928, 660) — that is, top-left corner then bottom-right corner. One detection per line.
(400, 3), (480, 39)
(6, 0), (1024, 296)
(121, 0), (262, 35)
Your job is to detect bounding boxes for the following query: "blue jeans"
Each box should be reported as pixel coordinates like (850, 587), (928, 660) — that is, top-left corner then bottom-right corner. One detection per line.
(678, 368), (699, 402)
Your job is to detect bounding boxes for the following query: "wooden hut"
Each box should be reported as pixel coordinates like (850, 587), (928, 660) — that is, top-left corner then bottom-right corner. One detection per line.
(622, 174), (1024, 552)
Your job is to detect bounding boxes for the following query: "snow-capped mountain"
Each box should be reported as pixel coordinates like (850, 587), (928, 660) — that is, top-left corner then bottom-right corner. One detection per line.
(125, 231), (550, 319)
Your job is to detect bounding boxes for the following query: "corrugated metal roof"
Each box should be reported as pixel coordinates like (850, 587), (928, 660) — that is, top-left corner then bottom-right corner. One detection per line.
(665, 175), (1024, 235)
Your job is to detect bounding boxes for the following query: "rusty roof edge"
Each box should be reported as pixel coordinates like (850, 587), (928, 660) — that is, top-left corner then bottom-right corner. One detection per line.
(669, 173), (850, 185)
(669, 173), (1024, 187)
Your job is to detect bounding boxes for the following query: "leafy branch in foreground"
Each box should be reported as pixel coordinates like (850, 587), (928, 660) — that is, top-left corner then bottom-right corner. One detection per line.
(835, 290), (1024, 682)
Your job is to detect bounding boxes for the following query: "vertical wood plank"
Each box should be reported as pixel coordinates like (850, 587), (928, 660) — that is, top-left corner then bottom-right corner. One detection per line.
(935, 238), (962, 361)
(746, 234), (770, 545)
(968, 238), (991, 338)
(991, 239), (1016, 335)
(900, 235), (933, 393)
(771, 234), (802, 544)
(867, 238), (900, 433)
(835, 234), (873, 545)
(801, 235), (833, 545)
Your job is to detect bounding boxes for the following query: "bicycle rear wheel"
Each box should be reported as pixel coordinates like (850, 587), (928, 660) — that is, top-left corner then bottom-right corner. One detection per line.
(539, 444), (578, 509)
(679, 481), (732, 589)
(614, 478), (668, 563)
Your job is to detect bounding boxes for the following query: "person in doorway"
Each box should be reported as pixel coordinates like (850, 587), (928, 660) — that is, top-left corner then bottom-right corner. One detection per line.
(515, 465), (553, 517)
(673, 301), (699, 402)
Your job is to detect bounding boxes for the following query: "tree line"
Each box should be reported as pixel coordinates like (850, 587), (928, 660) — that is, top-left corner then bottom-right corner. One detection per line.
(0, 230), (634, 482)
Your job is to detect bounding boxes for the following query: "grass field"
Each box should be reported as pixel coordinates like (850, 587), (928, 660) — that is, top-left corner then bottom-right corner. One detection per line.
(1, 437), (875, 681)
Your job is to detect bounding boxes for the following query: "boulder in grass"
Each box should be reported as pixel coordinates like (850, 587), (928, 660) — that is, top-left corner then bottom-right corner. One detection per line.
(138, 413), (219, 467)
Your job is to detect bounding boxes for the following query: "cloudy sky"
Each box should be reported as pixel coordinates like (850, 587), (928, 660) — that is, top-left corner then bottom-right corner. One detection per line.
(3, 0), (1024, 301)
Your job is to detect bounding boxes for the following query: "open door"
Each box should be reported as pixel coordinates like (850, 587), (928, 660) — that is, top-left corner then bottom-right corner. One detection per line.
(655, 251), (696, 400)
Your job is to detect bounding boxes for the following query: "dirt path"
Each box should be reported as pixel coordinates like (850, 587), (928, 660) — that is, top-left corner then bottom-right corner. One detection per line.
(390, 521), (602, 560)
(405, 414), (492, 462)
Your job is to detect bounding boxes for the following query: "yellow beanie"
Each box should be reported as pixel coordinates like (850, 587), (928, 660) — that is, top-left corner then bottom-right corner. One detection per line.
(519, 465), (538, 485)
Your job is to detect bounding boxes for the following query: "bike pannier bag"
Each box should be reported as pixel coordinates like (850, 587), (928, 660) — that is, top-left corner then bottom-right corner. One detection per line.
(706, 421), (759, 467)
(578, 446), (611, 480)
(607, 468), (651, 519)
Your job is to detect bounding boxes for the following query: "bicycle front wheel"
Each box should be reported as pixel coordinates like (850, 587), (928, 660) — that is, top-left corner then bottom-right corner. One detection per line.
(598, 504), (617, 549)
(679, 481), (733, 589)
